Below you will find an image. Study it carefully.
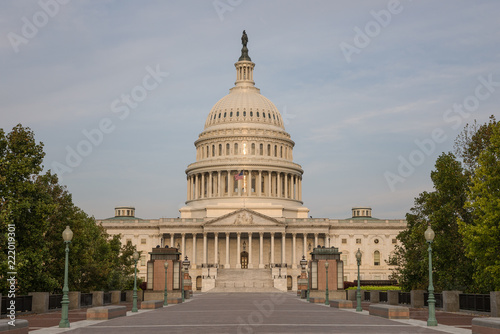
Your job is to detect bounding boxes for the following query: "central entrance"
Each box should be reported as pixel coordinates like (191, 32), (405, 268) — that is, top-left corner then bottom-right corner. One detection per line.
(241, 251), (248, 269)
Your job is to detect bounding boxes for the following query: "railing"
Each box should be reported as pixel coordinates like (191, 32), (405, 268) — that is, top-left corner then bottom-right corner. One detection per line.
(49, 294), (63, 309)
(201, 263), (218, 268)
(398, 292), (411, 305)
(424, 293), (443, 308)
(354, 280), (398, 286)
(80, 293), (93, 307)
(379, 292), (388, 303)
(121, 292), (127, 302)
(103, 292), (112, 305)
(1, 295), (33, 314)
(270, 263), (288, 268)
(364, 291), (370, 301)
(459, 294), (490, 313)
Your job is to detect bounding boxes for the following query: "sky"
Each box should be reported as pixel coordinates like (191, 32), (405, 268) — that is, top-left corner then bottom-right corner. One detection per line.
(1, 0), (499, 220)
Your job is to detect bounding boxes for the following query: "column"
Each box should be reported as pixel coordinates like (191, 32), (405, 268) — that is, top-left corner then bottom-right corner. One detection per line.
(270, 232), (275, 264)
(201, 173), (205, 198)
(326, 234), (330, 248)
(314, 233), (319, 248)
(187, 176), (190, 200)
(228, 170), (233, 197)
(281, 233), (286, 264)
(214, 233), (219, 265)
(246, 170), (251, 196)
(277, 173), (282, 198)
(208, 172), (213, 198)
(236, 232), (241, 268)
(303, 233), (307, 258)
(259, 232), (264, 268)
(258, 170), (262, 197)
(194, 174), (198, 199)
(203, 233), (208, 265)
(192, 234), (197, 269)
(299, 177), (302, 201)
(267, 171), (272, 197)
(225, 232), (230, 268)
(292, 233), (297, 268)
(181, 233), (186, 257)
(248, 233), (253, 268)
(218, 171), (221, 197)
(294, 175), (298, 200)
(170, 234), (174, 248)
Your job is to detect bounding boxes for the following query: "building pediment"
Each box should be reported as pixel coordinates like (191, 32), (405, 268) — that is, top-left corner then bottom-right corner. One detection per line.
(203, 209), (285, 230)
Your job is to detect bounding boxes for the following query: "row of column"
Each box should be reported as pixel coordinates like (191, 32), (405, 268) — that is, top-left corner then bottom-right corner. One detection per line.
(168, 232), (327, 269)
(186, 170), (302, 201)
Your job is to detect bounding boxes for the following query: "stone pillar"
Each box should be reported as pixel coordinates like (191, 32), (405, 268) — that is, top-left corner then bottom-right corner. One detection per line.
(170, 234), (174, 248)
(248, 233), (253, 268)
(236, 232), (241, 268)
(214, 233), (219, 265)
(281, 233), (286, 264)
(303, 233), (307, 258)
(201, 173), (205, 198)
(277, 173), (282, 198)
(443, 291), (461, 312)
(68, 291), (80, 310)
(181, 233), (186, 257)
(28, 292), (49, 314)
(203, 233), (208, 265)
(218, 171), (221, 197)
(195, 174), (199, 199)
(284, 173), (288, 198)
(299, 177), (302, 201)
(208, 172), (213, 198)
(192, 233), (197, 269)
(270, 232), (275, 264)
(258, 170), (262, 196)
(314, 233), (319, 248)
(387, 290), (399, 305)
(225, 232), (230, 268)
(490, 291), (500, 317)
(292, 233), (297, 268)
(110, 290), (121, 304)
(259, 232), (264, 268)
(370, 291), (380, 303)
(187, 176), (190, 200)
(294, 175), (298, 200)
(411, 290), (426, 308)
(92, 291), (104, 307)
(268, 171), (272, 197)
(228, 170), (233, 197)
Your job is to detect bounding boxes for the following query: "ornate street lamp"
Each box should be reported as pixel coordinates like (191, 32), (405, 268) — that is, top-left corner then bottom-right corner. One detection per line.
(425, 225), (438, 326)
(355, 248), (362, 312)
(182, 256), (190, 302)
(163, 261), (169, 306)
(59, 226), (73, 328)
(132, 251), (139, 312)
(324, 262), (329, 305)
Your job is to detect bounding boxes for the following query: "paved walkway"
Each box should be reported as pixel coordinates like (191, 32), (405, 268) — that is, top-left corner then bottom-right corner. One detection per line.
(22, 293), (480, 334)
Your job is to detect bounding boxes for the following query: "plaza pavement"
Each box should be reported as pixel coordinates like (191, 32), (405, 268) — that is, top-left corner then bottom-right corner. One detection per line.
(25, 292), (481, 334)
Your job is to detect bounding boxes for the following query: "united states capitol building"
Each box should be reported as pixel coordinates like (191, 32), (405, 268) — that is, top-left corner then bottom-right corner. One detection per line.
(98, 32), (407, 292)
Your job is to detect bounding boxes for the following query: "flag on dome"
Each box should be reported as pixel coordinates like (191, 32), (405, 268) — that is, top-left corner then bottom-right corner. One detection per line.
(234, 171), (244, 181)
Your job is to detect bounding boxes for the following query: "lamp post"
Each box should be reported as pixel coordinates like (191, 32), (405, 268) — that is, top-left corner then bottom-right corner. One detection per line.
(300, 255), (307, 299)
(59, 226), (73, 328)
(163, 261), (169, 306)
(355, 248), (362, 312)
(324, 262), (329, 305)
(182, 256), (190, 303)
(132, 251), (139, 312)
(425, 225), (438, 326)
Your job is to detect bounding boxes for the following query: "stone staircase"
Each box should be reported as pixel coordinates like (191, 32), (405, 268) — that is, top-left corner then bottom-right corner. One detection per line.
(208, 268), (279, 292)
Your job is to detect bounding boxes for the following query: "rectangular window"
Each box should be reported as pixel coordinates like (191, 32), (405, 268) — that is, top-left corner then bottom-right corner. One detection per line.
(141, 238), (147, 244)
(341, 238), (347, 244)
(356, 238), (361, 244)
(392, 238), (397, 244)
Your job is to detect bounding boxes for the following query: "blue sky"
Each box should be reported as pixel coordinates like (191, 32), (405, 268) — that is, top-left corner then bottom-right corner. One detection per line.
(1, 0), (498, 220)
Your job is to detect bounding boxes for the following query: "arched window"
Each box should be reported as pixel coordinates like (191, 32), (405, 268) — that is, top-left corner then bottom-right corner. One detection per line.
(374, 251), (380, 266)
(250, 111), (253, 117)
(218, 113), (221, 118)
(224, 112), (226, 117)
(259, 143), (263, 155)
(263, 113), (266, 118)
(267, 144), (271, 156)
(237, 111), (240, 117)
(251, 143), (255, 155)
(230, 111), (233, 117)
(212, 145), (215, 157)
(257, 111), (260, 117)
(280, 146), (283, 158)
(234, 143), (238, 155)
(268, 113), (271, 119)
(226, 143), (230, 155)
(219, 144), (222, 156)
(243, 111), (246, 117)
(206, 146), (209, 157)
(274, 145), (277, 157)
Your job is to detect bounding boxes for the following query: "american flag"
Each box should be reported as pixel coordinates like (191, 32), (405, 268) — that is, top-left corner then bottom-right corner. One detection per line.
(234, 171), (244, 181)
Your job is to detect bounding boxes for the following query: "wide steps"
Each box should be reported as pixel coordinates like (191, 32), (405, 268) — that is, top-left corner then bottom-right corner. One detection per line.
(210, 269), (278, 293)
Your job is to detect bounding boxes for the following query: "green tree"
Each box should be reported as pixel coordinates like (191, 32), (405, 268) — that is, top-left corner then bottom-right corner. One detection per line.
(459, 122), (500, 292)
(1, 124), (137, 294)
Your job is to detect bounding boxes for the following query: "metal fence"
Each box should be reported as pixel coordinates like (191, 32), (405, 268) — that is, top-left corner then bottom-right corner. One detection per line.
(80, 293), (93, 307)
(121, 292), (127, 302)
(398, 292), (411, 305)
(1, 295), (33, 314)
(103, 292), (112, 305)
(459, 294), (490, 313)
(379, 292), (388, 303)
(48, 294), (62, 309)
(364, 291), (370, 301)
(424, 293), (443, 308)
